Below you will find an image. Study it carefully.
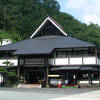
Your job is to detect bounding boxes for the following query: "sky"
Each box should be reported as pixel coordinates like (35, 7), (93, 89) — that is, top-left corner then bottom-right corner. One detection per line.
(57, 0), (100, 25)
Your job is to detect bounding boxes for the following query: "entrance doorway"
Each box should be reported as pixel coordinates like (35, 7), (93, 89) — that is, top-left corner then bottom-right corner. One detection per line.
(64, 72), (77, 85)
(25, 71), (44, 84)
(68, 73), (75, 85)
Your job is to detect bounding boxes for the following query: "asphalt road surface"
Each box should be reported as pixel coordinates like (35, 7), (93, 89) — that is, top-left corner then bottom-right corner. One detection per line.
(0, 88), (100, 100)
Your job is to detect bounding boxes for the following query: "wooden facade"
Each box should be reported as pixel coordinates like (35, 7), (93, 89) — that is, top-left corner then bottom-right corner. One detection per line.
(0, 16), (100, 87)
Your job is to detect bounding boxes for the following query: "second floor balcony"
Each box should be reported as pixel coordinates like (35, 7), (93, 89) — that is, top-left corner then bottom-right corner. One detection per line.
(49, 54), (99, 66)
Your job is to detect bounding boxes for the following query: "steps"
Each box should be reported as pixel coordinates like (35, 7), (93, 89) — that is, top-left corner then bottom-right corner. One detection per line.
(18, 84), (41, 88)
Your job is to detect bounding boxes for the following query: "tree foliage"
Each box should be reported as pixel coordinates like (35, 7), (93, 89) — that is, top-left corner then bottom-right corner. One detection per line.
(0, 29), (22, 42)
(2, 61), (14, 67)
(0, 0), (100, 47)
(0, 66), (18, 87)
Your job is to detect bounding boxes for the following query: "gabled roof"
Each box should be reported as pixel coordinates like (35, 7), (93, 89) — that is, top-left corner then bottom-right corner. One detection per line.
(30, 16), (67, 38)
(0, 36), (96, 55)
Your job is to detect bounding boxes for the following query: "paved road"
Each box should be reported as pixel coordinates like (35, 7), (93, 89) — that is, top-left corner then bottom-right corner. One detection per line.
(0, 90), (63, 100)
(49, 90), (100, 100)
(0, 87), (100, 95)
(0, 88), (100, 100)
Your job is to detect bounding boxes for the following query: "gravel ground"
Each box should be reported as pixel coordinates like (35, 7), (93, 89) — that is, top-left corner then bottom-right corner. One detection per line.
(0, 87), (99, 100)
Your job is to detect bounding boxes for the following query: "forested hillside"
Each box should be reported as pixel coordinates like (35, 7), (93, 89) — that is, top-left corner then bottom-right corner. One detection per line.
(0, 0), (100, 47)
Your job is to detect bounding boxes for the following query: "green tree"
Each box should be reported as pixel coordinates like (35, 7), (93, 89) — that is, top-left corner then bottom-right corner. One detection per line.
(0, 0), (100, 48)
(0, 60), (18, 87)
(2, 61), (14, 67)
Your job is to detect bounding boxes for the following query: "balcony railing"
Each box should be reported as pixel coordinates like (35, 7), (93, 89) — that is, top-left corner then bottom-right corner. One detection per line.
(49, 55), (98, 66)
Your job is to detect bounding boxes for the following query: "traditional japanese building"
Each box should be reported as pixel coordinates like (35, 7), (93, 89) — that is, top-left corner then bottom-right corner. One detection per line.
(0, 16), (100, 87)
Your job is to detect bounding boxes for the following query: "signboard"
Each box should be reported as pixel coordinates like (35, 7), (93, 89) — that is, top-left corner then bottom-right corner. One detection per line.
(50, 79), (58, 85)
(25, 59), (44, 64)
(48, 75), (60, 77)
(65, 80), (68, 85)
(58, 79), (62, 88)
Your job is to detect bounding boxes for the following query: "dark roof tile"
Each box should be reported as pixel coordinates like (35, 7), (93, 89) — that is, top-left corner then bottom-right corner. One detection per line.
(0, 36), (96, 55)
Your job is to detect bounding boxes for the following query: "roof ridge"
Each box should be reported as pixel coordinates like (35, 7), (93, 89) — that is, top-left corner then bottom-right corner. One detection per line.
(47, 16), (63, 30)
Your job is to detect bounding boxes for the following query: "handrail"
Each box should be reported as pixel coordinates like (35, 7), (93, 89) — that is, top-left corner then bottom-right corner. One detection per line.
(55, 54), (95, 58)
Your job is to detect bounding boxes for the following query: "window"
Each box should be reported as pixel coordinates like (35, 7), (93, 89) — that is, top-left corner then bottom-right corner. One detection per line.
(56, 50), (90, 58)
(56, 51), (67, 58)
(25, 59), (44, 65)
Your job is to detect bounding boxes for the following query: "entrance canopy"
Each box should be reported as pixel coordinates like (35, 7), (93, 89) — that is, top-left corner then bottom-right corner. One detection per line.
(51, 65), (100, 71)
(51, 66), (80, 71)
(80, 67), (99, 71)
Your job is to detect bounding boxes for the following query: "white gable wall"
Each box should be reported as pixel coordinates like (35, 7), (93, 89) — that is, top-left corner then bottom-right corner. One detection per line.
(30, 17), (67, 38)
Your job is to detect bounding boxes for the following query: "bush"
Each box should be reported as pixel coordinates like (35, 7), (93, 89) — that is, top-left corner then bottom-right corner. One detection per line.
(7, 72), (18, 85)
(0, 67), (18, 87)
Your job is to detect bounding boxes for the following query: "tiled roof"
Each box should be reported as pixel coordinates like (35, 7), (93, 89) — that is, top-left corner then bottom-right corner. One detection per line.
(0, 36), (96, 55)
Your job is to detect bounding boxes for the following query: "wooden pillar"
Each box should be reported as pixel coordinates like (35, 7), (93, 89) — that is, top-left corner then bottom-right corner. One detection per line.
(23, 58), (26, 82)
(67, 72), (69, 81)
(90, 72), (92, 84)
(54, 50), (56, 65)
(99, 70), (100, 86)
(95, 48), (98, 64)
(82, 56), (84, 65)
(45, 58), (49, 87)
(17, 57), (20, 84)
(68, 57), (70, 65)
(66, 72), (69, 85)
(88, 72), (90, 84)
(73, 72), (76, 85)
(23, 67), (26, 83)
(46, 66), (49, 87)
(75, 71), (78, 85)
(88, 72), (92, 84)
(44, 58), (46, 80)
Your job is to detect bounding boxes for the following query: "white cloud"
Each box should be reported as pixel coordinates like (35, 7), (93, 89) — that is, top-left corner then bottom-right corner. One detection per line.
(83, 14), (100, 25)
(66, 0), (87, 10)
(65, 0), (100, 25)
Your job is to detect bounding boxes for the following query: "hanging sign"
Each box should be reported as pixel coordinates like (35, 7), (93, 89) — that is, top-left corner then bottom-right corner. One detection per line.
(25, 59), (44, 64)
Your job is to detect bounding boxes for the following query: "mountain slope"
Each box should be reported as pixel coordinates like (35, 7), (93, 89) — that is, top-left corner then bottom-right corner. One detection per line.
(0, 0), (100, 47)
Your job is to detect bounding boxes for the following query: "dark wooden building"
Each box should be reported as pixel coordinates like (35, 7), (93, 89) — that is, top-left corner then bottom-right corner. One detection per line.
(0, 16), (100, 87)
